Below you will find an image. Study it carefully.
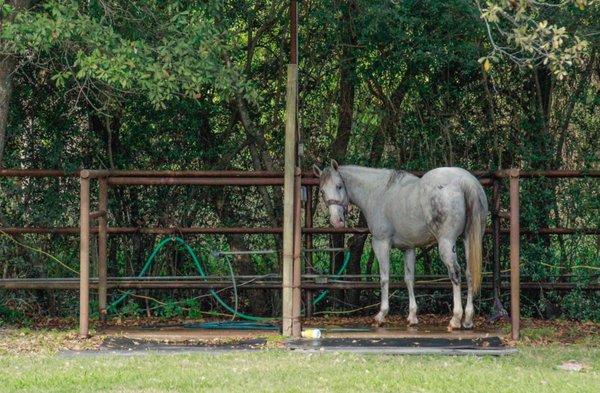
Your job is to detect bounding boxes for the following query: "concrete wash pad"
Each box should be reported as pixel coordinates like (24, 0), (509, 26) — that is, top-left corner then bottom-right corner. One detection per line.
(285, 337), (516, 356)
(61, 324), (516, 356)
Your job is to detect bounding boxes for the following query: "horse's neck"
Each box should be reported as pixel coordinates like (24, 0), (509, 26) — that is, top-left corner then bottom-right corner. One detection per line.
(338, 166), (392, 210)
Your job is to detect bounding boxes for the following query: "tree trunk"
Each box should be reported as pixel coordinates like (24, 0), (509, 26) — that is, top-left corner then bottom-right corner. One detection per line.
(0, 0), (31, 166)
(0, 57), (15, 166)
(329, 0), (358, 305)
(330, 0), (358, 162)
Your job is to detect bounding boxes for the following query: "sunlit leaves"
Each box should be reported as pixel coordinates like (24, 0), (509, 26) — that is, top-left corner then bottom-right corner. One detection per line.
(477, 0), (596, 79)
(1, 1), (244, 108)
(0, 0), (13, 18)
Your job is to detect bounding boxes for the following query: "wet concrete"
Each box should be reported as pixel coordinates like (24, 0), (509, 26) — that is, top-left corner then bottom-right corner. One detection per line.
(285, 336), (513, 354)
(61, 337), (270, 357)
(100, 326), (278, 341)
(101, 322), (502, 342)
(70, 323), (510, 356)
(286, 326), (514, 355)
(312, 324), (505, 340)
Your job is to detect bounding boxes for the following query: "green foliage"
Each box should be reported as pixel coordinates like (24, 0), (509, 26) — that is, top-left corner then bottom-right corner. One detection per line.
(478, 0), (598, 79)
(0, 0), (14, 18)
(562, 290), (600, 321)
(0, 0), (597, 322)
(1, 1), (245, 108)
(0, 303), (25, 325)
(120, 300), (142, 318)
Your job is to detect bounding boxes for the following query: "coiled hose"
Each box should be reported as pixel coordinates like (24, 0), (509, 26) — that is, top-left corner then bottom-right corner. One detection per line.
(107, 236), (350, 327)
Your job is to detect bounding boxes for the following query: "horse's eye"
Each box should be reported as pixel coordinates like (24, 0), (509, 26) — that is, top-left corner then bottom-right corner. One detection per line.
(337, 185), (342, 190)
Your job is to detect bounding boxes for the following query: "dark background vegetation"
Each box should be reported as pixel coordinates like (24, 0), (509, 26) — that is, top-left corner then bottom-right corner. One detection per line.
(0, 0), (598, 323)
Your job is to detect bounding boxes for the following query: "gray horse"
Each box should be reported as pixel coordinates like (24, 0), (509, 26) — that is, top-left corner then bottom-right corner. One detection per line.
(313, 161), (488, 330)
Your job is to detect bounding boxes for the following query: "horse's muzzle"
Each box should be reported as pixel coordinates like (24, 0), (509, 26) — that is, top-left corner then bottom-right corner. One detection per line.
(330, 217), (347, 228)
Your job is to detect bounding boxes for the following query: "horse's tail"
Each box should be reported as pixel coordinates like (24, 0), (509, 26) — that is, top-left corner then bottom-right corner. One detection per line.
(461, 177), (488, 295)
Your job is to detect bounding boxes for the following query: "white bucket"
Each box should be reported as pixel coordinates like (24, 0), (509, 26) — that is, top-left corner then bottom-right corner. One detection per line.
(301, 328), (322, 339)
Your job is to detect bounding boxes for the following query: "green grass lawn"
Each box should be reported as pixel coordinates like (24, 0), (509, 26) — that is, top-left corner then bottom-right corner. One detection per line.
(0, 344), (599, 393)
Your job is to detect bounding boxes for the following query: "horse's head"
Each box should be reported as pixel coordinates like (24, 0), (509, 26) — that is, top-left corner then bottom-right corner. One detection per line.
(313, 159), (349, 228)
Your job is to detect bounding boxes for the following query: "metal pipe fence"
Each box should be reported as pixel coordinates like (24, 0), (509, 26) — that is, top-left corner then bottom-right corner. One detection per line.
(0, 169), (598, 340)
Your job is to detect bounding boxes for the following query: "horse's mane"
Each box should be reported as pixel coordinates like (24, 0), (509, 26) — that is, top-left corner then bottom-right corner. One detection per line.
(385, 170), (408, 189)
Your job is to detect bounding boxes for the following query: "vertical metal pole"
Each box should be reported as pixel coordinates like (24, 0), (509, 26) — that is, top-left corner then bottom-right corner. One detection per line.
(282, 0), (299, 337)
(79, 170), (91, 338)
(282, 64), (298, 336)
(509, 169), (520, 340)
(290, 0), (298, 65)
(292, 168), (302, 337)
(304, 186), (314, 318)
(98, 177), (108, 321)
(491, 177), (506, 317)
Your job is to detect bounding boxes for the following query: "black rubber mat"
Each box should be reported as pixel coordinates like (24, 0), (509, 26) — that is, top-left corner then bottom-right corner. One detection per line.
(286, 337), (516, 356)
(101, 337), (268, 351)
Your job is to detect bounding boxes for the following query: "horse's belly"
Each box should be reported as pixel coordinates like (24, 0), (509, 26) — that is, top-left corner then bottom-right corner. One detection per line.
(391, 224), (435, 249)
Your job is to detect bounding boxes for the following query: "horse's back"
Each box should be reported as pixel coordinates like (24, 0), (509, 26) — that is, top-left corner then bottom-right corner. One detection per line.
(417, 167), (486, 240)
(420, 167), (478, 186)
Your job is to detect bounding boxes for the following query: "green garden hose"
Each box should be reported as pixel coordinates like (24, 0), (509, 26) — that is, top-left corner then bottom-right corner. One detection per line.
(107, 236), (350, 325)
(107, 236), (270, 322)
(311, 250), (351, 306)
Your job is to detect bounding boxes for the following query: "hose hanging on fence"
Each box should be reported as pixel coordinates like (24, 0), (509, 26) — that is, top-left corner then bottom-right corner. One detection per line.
(107, 236), (351, 326)
(107, 236), (270, 322)
(311, 250), (351, 306)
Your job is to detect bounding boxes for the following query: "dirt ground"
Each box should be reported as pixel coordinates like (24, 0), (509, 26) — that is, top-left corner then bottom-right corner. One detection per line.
(1, 315), (598, 355)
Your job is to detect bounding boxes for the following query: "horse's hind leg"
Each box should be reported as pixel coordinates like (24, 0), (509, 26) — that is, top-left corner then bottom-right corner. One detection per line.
(372, 238), (391, 326)
(404, 249), (418, 325)
(438, 238), (463, 330)
(463, 238), (474, 329)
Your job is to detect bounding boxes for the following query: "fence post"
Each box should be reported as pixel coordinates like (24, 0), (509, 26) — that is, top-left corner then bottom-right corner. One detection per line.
(491, 177), (507, 318)
(292, 167), (302, 337)
(509, 169), (520, 340)
(304, 185), (314, 318)
(98, 177), (108, 321)
(282, 63), (298, 336)
(79, 170), (91, 338)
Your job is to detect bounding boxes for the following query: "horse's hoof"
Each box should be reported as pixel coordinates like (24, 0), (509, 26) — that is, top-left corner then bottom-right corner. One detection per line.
(447, 319), (461, 332)
(407, 315), (419, 326)
(373, 313), (386, 327)
(462, 321), (474, 330)
(372, 319), (385, 328)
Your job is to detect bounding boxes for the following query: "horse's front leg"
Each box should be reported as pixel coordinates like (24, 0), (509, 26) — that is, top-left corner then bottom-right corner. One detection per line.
(439, 238), (463, 331)
(372, 238), (391, 326)
(404, 249), (418, 325)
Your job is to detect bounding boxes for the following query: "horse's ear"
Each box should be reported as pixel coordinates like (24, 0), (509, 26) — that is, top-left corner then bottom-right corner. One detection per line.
(331, 159), (339, 170)
(312, 164), (322, 177)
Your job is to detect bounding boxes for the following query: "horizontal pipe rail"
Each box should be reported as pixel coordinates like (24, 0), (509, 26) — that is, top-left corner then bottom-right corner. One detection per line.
(0, 170), (597, 184)
(0, 226), (597, 235)
(107, 177), (285, 186)
(0, 169), (77, 177)
(0, 277), (597, 290)
(106, 170), (284, 178)
(510, 170), (600, 178)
